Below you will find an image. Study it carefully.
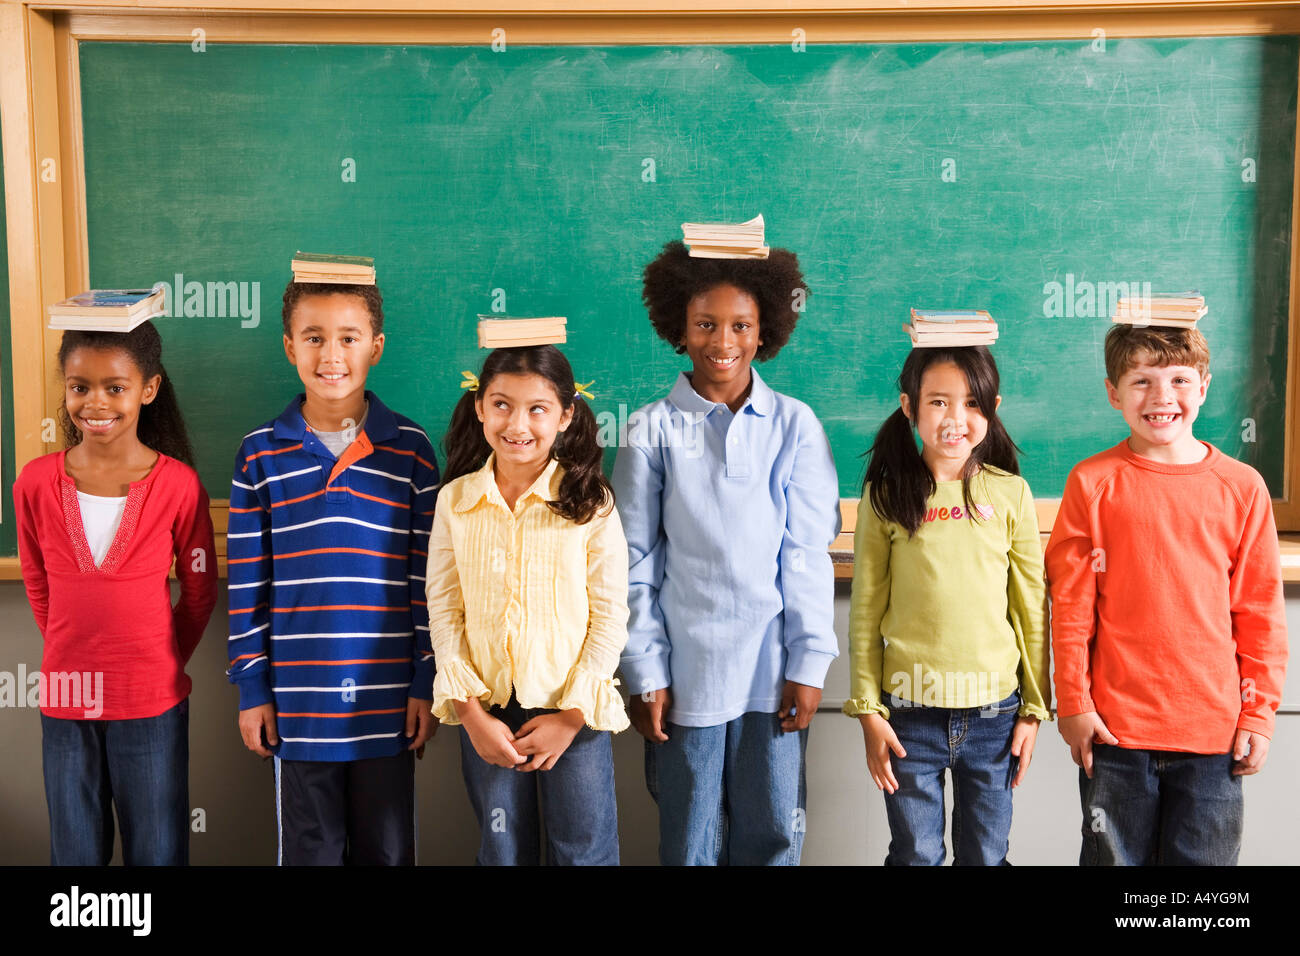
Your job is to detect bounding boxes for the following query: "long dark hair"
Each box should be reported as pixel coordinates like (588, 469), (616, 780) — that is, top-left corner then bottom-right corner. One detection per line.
(863, 346), (1019, 535)
(442, 345), (612, 525)
(57, 320), (196, 467)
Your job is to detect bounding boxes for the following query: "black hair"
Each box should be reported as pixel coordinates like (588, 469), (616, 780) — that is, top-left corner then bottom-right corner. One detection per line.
(442, 345), (612, 525)
(56, 320), (196, 466)
(282, 281), (384, 337)
(641, 240), (808, 361)
(863, 346), (1019, 535)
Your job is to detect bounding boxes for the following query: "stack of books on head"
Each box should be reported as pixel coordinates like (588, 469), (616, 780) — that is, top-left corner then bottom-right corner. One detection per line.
(477, 315), (567, 348)
(47, 288), (167, 332)
(904, 308), (999, 347)
(1111, 291), (1206, 328)
(681, 214), (769, 259)
(291, 252), (376, 285)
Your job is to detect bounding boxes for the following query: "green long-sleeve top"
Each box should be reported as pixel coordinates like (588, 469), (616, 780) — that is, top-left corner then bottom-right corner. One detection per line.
(842, 466), (1052, 720)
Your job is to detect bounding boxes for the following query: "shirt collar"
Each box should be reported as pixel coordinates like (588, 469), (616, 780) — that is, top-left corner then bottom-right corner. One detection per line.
(666, 367), (773, 418)
(453, 453), (563, 513)
(272, 390), (398, 442)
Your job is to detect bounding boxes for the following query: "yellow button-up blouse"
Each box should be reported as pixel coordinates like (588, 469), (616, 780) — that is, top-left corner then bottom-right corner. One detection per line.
(425, 454), (630, 731)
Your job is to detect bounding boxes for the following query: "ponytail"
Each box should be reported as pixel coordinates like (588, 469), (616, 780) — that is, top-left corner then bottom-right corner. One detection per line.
(441, 390), (493, 489)
(549, 397), (612, 525)
(864, 407), (934, 535)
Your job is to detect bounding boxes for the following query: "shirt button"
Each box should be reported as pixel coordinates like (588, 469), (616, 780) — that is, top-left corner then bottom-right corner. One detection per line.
(729, 435), (739, 444)
(507, 551), (514, 559)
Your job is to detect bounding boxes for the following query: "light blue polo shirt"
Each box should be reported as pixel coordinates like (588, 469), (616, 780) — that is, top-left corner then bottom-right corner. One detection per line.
(612, 368), (841, 727)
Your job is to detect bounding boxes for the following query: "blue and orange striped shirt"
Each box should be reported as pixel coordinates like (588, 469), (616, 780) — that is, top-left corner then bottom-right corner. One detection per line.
(225, 391), (439, 762)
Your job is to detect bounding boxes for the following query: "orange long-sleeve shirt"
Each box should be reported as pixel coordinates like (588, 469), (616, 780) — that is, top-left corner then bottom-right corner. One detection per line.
(1045, 440), (1287, 754)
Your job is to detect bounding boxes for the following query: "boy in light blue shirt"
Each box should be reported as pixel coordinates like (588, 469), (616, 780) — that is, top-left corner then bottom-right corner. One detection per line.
(613, 240), (840, 865)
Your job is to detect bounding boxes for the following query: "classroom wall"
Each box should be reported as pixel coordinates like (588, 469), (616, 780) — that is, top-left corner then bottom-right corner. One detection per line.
(1, 579), (1295, 866)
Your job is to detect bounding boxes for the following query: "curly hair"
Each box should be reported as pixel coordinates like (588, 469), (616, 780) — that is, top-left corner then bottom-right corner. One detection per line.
(282, 281), (383, 337)
(57, 320), (197, 467)
(442, 345), (613, 525)
(641, 241), (809, 362)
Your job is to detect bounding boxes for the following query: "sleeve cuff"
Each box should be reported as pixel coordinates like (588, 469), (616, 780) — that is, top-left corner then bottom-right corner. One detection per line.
(409, 655), (435, 701)
(785, 647), (836, 689)
(842, 697), (891, 720)
(556, 666), (631, 733)
(618, 652), (671, 698)
(1236, 714), (1275, 739)
(431, 658), (491, 725)
(236, 674), (274, 711)
(1055, 695), (1095, 718)
(1018, 703), (1053, 721)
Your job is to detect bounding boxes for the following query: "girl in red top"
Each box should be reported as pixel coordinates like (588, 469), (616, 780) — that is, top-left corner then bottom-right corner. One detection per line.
(14, 320), (217, 865)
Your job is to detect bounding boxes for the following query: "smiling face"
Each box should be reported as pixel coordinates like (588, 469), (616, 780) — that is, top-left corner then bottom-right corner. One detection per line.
(62, 346), (160, 446)
(283, 292), (384, 410)
(681, 283), (761, 405)
(475, 372), (574, 476)
(1105, 358), (1210, 460)
(901, 360), (997, 481)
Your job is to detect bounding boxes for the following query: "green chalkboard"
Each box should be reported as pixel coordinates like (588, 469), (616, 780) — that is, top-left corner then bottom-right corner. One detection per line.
(71, 38), (1294, 511)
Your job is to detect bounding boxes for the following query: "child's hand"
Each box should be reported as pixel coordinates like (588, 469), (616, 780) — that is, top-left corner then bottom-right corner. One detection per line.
(779, 680), (822, 733)
(513, 709), (586, 772)
(238, 703), (279, 757)
(1058, 712), (1118, 778)
(405, 697), (438, 758)
(1232, 729), (1271, 775)
(629, 686), (672, 743)
(859, 713), (906, 794)
(1010, 715), (1039, 788)
(456, 698), (525, 769)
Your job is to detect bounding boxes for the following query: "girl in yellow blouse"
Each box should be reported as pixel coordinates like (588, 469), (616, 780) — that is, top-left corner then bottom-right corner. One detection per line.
(426, 344), (630, 865)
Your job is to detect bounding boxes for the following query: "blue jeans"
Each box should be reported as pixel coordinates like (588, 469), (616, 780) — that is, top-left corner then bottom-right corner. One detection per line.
(1079, 744), (1242, 866)
(41, 698), (189, 866)
(881, 691), (1020, 866)
(458, 696), (619, 865)
(646, 711), (808, 866)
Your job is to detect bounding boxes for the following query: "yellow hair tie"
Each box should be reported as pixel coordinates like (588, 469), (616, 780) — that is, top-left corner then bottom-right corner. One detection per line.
(460, 370), (480, 392)
(574, 381), (596, 401)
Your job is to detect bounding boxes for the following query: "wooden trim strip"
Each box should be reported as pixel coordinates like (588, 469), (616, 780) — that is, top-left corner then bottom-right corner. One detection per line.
(2, 6), (61, 476)
(60, 9), (1300, 44)
(36, 1), (1300, 15)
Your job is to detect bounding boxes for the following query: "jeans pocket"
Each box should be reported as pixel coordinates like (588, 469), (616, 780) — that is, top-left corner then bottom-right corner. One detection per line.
(980, 690), (1021, 718)
(886, 693), (917, 714)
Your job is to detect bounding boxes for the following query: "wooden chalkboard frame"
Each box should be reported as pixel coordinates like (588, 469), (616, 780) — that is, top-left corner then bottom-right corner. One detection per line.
(4, 0), (1300, 580)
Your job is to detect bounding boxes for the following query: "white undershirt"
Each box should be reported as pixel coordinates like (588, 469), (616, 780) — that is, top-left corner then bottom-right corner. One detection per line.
(77, 491), (127, 567)
(313, 402), (369, 458)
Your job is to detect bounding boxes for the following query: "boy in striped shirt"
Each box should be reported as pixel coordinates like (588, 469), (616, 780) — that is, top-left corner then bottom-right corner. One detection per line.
(226, 280), (439, 865)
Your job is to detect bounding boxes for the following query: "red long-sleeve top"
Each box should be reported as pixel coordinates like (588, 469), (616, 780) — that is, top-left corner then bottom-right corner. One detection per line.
(13, 451), (218, 720)
(1045, 440), (1288, 754)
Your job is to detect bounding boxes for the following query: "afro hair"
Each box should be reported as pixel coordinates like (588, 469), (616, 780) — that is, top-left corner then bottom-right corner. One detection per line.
(641, 241), (809, 362)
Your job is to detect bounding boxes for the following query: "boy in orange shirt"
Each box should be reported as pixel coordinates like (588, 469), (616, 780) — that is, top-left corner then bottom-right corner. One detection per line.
(1045, 324), (1287, 865)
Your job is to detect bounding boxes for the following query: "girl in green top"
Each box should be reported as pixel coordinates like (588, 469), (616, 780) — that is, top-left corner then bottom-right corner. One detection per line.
(845, 346), (1050, 865)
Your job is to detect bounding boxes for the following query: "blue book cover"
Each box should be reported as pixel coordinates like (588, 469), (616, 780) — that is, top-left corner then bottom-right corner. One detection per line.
(911, 308), (992, 322)
(59, 289), (157, 310)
